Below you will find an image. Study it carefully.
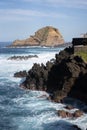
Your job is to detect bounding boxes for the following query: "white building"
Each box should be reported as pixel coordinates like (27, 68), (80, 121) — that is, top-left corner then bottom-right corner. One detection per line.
(80, 33), (87, 38)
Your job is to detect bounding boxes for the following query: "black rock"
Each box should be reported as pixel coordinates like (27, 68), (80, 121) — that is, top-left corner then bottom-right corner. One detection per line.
(20, 47), (87, 104)
(14, 70), (27, 77)
(8, 55), (38, 60)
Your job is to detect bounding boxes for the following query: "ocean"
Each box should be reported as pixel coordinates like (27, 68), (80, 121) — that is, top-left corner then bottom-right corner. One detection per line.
(0, 42), (87, 130)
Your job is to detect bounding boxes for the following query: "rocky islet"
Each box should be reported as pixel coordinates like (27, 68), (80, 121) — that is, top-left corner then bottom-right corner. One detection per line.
(8, 26), (64, 47)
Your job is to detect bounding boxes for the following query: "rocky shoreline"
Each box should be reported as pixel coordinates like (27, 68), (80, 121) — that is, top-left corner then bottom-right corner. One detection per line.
(15, 47), (87, 105)
(14, 46), (87, 129)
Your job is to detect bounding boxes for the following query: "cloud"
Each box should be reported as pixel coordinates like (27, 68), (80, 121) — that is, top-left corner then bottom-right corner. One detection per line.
(0, 9), (68, 21)
(0, 0), (87, 10)
(62, 0), (87, 9)
(22, 0), (87, 9)
(47, 0), (87, 9)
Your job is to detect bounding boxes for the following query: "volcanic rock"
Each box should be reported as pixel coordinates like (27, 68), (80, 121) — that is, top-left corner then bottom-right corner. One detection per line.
(14, 71), (27, 78)
(18, 47), (87, 104)
(73, 110), (83, 118)
(8, 55), (38, 60)
(64, 105), (74, 110)
(57, 110), (83, 118)
(58, 110), (73, 118)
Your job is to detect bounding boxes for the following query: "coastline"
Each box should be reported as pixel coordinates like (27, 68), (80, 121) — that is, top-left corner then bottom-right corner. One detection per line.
(0, 44), (87, 130)
(16, 46), (87, 105)
(7, 42), (71, 48)
(12, 46), (87, 130)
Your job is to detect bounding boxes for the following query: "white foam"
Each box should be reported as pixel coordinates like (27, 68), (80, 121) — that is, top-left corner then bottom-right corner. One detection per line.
(0, 47), (87, 130)
(0, 51), (58, 80)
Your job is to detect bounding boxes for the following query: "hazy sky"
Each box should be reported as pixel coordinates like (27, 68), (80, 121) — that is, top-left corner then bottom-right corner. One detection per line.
(0, 0), (87, 42)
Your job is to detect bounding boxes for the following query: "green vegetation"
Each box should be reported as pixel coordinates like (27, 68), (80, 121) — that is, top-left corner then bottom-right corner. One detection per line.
(75, 51), (87, 62)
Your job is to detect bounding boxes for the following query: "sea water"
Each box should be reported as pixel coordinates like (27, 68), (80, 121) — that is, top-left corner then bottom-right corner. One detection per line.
(0, 42), (87, 130)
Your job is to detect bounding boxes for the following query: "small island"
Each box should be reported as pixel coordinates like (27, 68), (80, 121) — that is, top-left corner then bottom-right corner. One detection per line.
(8, 26), (64, 47)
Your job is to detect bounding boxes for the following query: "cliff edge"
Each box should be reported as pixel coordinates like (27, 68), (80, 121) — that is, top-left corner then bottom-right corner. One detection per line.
(9, 26), (64, 47)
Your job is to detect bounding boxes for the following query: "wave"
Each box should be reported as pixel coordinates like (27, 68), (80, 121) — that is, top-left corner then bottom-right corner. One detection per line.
(0, 49), (61, 79)
(11, 90), (87, 130)
(0, 46), (87, 130)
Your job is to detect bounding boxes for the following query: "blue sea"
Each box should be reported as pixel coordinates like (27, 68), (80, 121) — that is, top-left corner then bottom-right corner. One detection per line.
(0, 42), (87, 130)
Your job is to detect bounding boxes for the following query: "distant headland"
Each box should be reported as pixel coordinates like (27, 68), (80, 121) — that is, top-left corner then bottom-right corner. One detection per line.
(8, 26), (65, 47)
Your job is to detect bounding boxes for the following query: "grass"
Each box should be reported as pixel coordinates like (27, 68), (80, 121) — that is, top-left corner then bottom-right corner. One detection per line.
(75, 51), (87, 62)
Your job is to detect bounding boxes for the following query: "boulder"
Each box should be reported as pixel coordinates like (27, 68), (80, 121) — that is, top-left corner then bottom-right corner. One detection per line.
(73, 110), (84, 118)
(57, 110), (83, 118)
(64, 105), (74, 110)
(14, 71), (27, 78)
(58, 110), (73, 118)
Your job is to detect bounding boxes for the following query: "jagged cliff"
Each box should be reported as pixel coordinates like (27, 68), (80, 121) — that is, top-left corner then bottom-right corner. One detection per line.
(10, 26), (64, 47)
(14, 47), (87, 104)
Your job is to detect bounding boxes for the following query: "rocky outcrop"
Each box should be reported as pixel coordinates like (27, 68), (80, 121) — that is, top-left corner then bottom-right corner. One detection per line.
(68, 72), (87, 103)
(19, 47), (87, 104)
(21, 62), (53, 91)
(64, 105), (74, 110)
(8, 55), (38, 60)
(47, 55), (87, 103)
(58, 110), (83, 118)
(9, 26), (64, 47)
(14, 71), (27, 78)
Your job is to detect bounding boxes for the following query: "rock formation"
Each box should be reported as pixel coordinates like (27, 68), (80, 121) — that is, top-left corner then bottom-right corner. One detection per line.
(57, 109), (83, 118)
(9, 26), (64, 47)
(14, 71), (27, 78)
(8, 55), (38, 60)
(16, 47), (87, 105)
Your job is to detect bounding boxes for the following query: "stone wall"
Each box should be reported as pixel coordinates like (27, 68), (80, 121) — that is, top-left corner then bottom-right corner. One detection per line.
(74, 46), (87, 53)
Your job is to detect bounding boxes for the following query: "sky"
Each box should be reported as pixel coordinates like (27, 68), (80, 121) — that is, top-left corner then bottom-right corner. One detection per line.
(0, 0), (87, 42)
